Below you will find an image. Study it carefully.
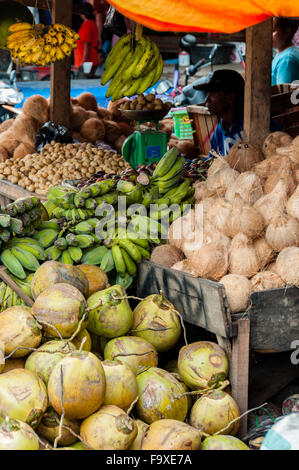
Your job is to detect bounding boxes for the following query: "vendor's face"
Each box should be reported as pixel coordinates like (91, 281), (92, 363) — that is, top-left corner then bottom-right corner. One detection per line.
(205, 90), (233, 117)
(273, 19), (292, 50)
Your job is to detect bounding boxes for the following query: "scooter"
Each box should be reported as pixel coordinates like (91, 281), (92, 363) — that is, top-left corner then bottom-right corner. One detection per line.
(0, 67), (23, 123)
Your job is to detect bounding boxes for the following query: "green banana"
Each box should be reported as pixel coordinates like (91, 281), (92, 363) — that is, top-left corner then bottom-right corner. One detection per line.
(11, 246), (40, 272)
(100, 249), (115, 273)
(3, 285), (14, 309)
(84, 198), (97, 210)
(1, 249), (26, 279)
(67, 246), (83, 263)
(85, 218), (100, 229)
(151, 55), (164, 86)
(102, 34), (134, 85)
(45, 245), (61, 261)
(61, 250), (73, 265)
(54, 237), (68, 251)
(153, 156), (185, 182)
(104, 33), (133, 70)
(0, 229), (11, 243)
(133, 36), (154, 78)
(43, 200), (57, 218)
(116, 180), (136, 194)
(34, 229), (59, 248)
(11, 242), (45, 261)
(0, 214), (11, 228)
(122, 37), (148, 82)
(52, 207), (66, 219)
(152, 146), (179, 179)
(117, 239), (141, 263)
(74, 221), (94, 234)
(111, 245), (126, 275)
(136, 65), (157, 95)
(120, 248), (137, 276)
(81, 245), (108, 265)
(74, 234), (94, 249)
(164, 180), (191, 198)
(74, 193), (86, 208)
(39, 219), (60, 230)
(65, 233), (78, 246)
(0, 282), (7, 312)
(107, 47), (136, 99)
(136, 245), (151, 260)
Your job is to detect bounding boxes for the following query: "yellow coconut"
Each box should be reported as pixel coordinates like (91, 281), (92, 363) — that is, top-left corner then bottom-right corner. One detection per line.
(0, 369), (48, 428)
(37, 407), (80, 446)
(72, 329), (92, 352)
(32, 283), (87, 339)
(48, 351), (105, 420)
(128, 419), (149, 450)
(0, 417), (39, 450)
(80, 405), (137, 450)
(77, 264), (109, 296)
(0, 306), (42, 358)
(141, 419), (201, 450)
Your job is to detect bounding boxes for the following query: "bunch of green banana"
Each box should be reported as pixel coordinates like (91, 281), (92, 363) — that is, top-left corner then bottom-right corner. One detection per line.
(7, 22), (79, 66)
(102, 29), (164, 101)
(0, 237), (45, 279)
(0, 271), (34, 311)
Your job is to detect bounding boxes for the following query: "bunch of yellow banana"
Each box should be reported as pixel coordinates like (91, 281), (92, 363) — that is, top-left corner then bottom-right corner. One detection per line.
(102, 31), (164, 102)
(6, 22), (79, 66)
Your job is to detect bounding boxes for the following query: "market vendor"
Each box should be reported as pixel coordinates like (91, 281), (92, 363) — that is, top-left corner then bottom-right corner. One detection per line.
(272, 17), (299, 85)
(193, 69), (281, 157)
(74, 3), (100, 77)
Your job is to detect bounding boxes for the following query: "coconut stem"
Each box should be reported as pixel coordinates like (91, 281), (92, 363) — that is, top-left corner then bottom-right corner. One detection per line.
(173, 308), (188, 346)
(213, 402), (268, 437)
(53, 416), (94, 450)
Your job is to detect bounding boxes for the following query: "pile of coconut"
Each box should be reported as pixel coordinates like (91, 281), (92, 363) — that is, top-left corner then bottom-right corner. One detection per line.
(150, 131), (299, 314)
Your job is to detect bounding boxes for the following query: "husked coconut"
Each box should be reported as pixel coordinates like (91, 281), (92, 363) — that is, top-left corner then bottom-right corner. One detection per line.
(206, 167), (239, 197)
(251, 271), (285, 292)
(22, 95), (49, 124)
(276, 246), (299, 286)
(229, 233), (260, 278)
(254, 179), (288, 226)
(188, 240), (229, 281)
(150, 245), (185, 268)
(171, 259), (199, 276)
(208, 198), (232, 233)
(76, 92), (98, 112)
(263, 157), (296, 196)
(12, 114), (40, 147)
(262, 132), (292, 157)
(223, 195), (264, 240)
(225, 171), (264, 205)
(80, 118), (105, 142)
(265, 211), (299, 252)
(70, 106), (89, 131)
(207, 155), (230, 177)
(253, 237), (275, 269)
(286, 185), (299, 220)
(168, 209), (195, 251)
(0, 118), (14, 133)
(220, 274), (252, 313)
(227, 140), (264, 172)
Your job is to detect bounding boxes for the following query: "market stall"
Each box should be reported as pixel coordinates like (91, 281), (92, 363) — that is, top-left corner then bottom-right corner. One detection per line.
(0, 0), (298, 451)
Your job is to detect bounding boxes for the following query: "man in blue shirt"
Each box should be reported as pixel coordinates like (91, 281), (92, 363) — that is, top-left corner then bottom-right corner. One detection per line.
(272, 17), (299, 86)
(193, 69), (280, 157)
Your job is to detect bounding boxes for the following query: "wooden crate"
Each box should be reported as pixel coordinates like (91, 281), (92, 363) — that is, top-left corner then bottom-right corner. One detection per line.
(0, 179), (47, 209)
(135, 260), (299, 436)
(271, 83), (299, 138)
(186, 105), (219, 155)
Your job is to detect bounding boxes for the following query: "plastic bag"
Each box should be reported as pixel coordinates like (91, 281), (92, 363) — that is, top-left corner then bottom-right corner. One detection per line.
(260, 413), (299, 450)
(35, 121), (73, 152)
(104, 5), (127, 37)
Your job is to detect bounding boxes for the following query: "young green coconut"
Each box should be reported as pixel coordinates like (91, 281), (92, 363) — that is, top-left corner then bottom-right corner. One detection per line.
(178, 341), (229, 391)
(200, 435), (249, 450)
(136, 367), (188, 424)
(0, 416), (39, 450)
(130, 292), (182, 352)
(190, 390), (240, 436)
(25, 340), (77, 385)
(104, 336), (158, 374)
(36, 407), (80, 447)
(101, 360), (138, 411)
(141, 419), (201, 450)
(87, 285), (133, 338)
(80, 404), (137, 450)
(0, 369), (48, 428)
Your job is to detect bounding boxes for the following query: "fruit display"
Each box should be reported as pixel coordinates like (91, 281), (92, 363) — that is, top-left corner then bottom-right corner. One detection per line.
(119, 94), (171, 112)
(0, 142), (131, 194)
(0, 1), (34, 49)
(0, 266), (251, 450)
(166, 131), (299, 312)
(102, 27), (164, 101)
(6, 21), (79, 65)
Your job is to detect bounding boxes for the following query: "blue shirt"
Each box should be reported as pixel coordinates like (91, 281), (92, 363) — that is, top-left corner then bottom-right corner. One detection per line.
(272, 46), (299, 85)
(209, 115), (281, 157)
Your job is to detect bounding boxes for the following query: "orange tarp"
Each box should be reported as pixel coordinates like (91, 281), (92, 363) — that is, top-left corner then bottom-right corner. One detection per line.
(107, 1), (299, 33)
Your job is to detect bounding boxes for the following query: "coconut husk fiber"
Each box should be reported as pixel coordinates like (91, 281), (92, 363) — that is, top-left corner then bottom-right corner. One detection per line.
(0, 130), (20, 156)
(76, 92), (98, 112)
(150, 244), (185, 268)
(0, 144), (9, 162)
(97, 107), (113, 121)
(22, 94), (49, 125)
(12, 114), (40, 147)
(13, 142), (36, 160)
(80, 118), (105, 142)
(116, 121), (133, 137)
(0, 118), (15, 133)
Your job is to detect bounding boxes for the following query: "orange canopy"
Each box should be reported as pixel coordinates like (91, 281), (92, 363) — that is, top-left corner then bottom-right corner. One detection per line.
(107, 0), (299, 33)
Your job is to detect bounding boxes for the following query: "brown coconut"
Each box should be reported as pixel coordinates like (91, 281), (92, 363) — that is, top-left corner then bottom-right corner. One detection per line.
(22, 95), (49, 125)
(80, 118), (105, 142)
(114, 135), (126, 153)
(0, 118), (14, 133)
(116, 121), (133, 137)
(227, 140), (264, 172)
(12, 114), (40, 147)
(262, 131), (292, 157)
(103, 120), (122, 143)
(0, 144), (9, 162)
(171, 259), (200, 276)
(150, 244), (185, 268)
(253, 237), (275, 269)
(86, 110), (98, 120)
(13, 142), (35, 160)
(188, 240), (229, 281)
(220, 274), (252, 313)
(76, 92), (98, 112)
(97, 107), (113, 121)
(0, 131), (19, 155)
(70, 106), (89, 131)
(108, 98), (128, 121)
(229, 233), (260, 278)
(263, 157), (296, 196)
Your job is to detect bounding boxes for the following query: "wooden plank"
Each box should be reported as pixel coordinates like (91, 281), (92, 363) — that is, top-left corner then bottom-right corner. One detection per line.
(135, 260), (235, 338)
(231, 318), (250, 438)
(246, 286), (299, 353)
(274, 108), (299, 129)
(49, 0), (72, 129)
(283, 125), (299, 137)
(17, 0), (88, 15)
(0, 180), (47, 201)
(244, 19), (273, 148)
(271, 91), (298, 116)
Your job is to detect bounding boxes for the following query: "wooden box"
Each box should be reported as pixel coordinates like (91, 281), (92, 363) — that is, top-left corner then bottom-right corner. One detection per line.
(186, 105), (219, 155)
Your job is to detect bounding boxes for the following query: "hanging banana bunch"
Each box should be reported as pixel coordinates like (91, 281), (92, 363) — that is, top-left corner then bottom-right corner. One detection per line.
(6, 22), (79, 66)
(102, 24), (164, 101)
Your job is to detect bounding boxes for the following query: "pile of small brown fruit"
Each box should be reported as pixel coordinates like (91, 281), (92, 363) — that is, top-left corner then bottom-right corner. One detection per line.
(119, 94), (172, 112)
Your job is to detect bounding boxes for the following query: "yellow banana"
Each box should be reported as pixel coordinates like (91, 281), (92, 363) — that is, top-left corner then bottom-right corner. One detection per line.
(60, 42), (72, 56)
(50, 46), (58, 59)
(55, 46), (66, 60)
(31, 46), (45, 63)
(44, 52), (52, 64)
(31, 38), (45, 53)
(53, 24), (65, 33)
(9, 22), (33, 33)
(64, 35), (77, 47)
(7, 30), (34, 46)
(57, 32), (66, 45)
(19, 36), (41, 53)
(44, 44), (52, 53)
(48, 27), (57, 36)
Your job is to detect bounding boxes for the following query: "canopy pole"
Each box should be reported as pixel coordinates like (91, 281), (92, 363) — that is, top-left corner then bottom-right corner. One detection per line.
(49, 0), (72, 128)
(244, 19), (273, 148)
